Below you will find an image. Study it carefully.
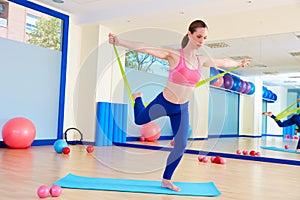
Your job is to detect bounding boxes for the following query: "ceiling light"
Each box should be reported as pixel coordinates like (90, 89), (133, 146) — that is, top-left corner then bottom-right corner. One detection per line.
(289, 52), (300, 56)
(230, 56), (252, 60)
(205, 42), (229, 48)
(53, 0), (64, 3)
(294, 32), (300, 39)
(263, 71), (278, 75)
(283, 80), (297, 83)
(253, 64), (267, 68)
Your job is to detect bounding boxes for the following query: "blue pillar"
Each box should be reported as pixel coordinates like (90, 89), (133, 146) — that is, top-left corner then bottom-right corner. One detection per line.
(283, 125), (296, 138)
(95, 102), (128, 146)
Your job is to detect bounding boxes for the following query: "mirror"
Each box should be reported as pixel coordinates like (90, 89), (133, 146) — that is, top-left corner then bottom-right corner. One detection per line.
(125, 31), (300, 162)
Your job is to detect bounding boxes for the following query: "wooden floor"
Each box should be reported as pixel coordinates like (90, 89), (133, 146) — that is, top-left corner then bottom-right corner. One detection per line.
(0, 145), (299, 200)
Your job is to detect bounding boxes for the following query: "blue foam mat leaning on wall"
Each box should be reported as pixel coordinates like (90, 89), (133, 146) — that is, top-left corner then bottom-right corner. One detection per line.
(53, 173), (221, 197)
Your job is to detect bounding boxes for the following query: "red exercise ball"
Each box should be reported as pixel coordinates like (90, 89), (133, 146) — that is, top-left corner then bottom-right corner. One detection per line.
(170, 140), (174, 146)
(2, 117), (36, 149)
(86, 145), (94, 153)
(213, 156), (221, 164)
(140, 121), (161, 142)
(249, 150), (256, 156)
(62, 147), (70, 154)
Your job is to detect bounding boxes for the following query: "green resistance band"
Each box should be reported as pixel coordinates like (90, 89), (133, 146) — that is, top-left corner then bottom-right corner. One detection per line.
(113, 44), (135, 107)
(113, 44), (241, 105)
(275, 102), (300, 121)
(195, 66), (241, 88)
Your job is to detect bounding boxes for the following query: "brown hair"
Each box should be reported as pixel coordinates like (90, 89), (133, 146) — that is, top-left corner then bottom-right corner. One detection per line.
(181, 20), (208, 48)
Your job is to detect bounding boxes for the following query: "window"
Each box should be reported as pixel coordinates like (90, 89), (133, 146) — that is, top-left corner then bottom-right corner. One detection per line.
(0, 3), (5, 13)
(0, 0), (69, 140)
(125, 50), (169, 77)
(25, 14), (39, 33)
(0, 1), (8, 27)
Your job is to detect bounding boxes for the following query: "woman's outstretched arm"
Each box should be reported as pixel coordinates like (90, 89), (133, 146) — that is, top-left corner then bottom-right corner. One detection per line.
(108, 33), (176, 60)
(200, 55), (250, 68)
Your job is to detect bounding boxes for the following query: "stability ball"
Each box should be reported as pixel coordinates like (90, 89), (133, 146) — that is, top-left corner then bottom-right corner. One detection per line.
(209, 67), (219, 85)
(262, 86), (267, 98)
(237, 79), (247, 93)
(247, 82), (255, 95)
(53, 139), (68, 153)
(2, 117), (36, 149)
(140, 121), (161, 142)
(243, 82), (251, 94)
(267, 90), (273, 99)
(212, 76), (223, 87)
(263, 89), (269, 98)
(223, 75), (234, 89)
(272, 93), (277, 101)
(231, 76), (242, 91)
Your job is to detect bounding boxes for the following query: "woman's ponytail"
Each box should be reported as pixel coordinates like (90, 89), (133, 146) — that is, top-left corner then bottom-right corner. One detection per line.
(181, 34), (189, 48)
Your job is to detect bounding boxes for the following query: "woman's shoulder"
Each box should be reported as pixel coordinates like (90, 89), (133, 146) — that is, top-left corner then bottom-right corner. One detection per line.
(196, 54), (207, 59)
(163, 48), (181, 59)
(166, 47), (181, 54)
(196, 54), (211, 67)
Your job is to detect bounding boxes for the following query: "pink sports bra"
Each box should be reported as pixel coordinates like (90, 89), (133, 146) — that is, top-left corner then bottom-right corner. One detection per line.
(168, 49), (202, 87)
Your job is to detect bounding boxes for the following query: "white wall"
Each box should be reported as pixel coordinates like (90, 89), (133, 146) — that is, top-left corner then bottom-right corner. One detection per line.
(96, 26), (123, 103)
(190, 67), (210, 138)
(64, 24), (100, 142)
(63, 18), (82, 132)
(239, 77), (263, 136)
(266, 86), (288, 135)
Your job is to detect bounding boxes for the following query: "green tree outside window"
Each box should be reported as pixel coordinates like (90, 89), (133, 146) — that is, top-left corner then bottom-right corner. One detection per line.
(27, 17), (62, 51)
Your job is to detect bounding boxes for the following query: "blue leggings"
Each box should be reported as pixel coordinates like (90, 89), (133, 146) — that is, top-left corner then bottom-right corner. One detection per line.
(134, 92), (189, 180)
(271, 114), (300, 149)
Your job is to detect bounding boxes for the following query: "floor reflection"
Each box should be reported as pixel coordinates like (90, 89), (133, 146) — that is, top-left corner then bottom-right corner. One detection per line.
(128, 137), (300, 161)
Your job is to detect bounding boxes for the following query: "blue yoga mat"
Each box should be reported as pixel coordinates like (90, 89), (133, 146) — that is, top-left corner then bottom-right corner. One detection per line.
(260, 146), (300, 154)
(53, 173), (221, 197)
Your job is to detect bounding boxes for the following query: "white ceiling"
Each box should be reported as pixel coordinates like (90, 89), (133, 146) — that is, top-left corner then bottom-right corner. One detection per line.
(34, 0), (299, 26)
(32, 0), (300, 89)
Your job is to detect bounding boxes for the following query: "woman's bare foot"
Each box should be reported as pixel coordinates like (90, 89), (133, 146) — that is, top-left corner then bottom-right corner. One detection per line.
(161, 179), (181, 192)
(132, 92), (142, 100)
(262, 112), (272, 117)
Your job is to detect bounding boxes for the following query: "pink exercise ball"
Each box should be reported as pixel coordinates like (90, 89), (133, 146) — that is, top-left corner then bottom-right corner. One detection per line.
(140, 122), (161, 142)
(2, 117), (36, 149)
(37, 185), (49, 198)
(212, 76), (224, 87)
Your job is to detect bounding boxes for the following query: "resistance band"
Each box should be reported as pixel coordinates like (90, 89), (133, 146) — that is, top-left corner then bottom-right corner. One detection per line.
(113, 44), (135, 107)
(195, 66), (240, 88)
(113, 45), (241, 105)
(275, 102), (300, 121)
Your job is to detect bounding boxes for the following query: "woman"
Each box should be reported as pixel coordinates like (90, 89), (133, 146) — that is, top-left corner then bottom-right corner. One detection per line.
(262, 111), (300, 153)
(109, 20), (250, 192)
